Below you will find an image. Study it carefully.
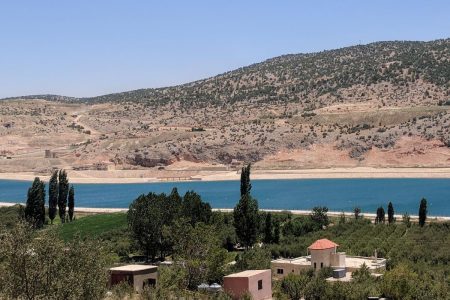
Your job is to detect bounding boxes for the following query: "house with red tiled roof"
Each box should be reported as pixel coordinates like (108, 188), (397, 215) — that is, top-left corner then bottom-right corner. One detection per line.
(271, 238), (386, 281)
(308, 238), (339, 250)
(307, 238), (344, 271)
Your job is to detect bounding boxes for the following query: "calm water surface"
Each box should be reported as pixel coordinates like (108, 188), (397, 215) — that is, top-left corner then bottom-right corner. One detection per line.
(0, 178), (449, 216)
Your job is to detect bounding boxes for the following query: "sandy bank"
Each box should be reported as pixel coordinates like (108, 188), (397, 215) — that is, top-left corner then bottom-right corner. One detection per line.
(1, 202), (449, 221)
(2, 167), (450, 184)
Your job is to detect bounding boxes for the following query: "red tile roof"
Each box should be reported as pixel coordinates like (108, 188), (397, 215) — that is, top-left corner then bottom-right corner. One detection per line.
(308, 239), (339, 250)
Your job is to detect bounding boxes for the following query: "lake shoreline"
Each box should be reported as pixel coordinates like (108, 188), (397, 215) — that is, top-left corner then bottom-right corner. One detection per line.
(1, 202), (450, 221)
(2, 166), (450, 183)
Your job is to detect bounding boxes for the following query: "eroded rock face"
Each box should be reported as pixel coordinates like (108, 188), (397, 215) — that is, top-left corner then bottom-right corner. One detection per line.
(126, 154), (172, 167)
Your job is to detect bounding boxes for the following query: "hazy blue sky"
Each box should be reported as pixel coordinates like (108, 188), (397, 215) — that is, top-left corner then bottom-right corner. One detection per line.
(1, 0), (449, 98)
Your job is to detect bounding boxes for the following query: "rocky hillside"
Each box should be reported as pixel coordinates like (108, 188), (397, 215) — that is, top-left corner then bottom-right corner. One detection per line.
(1, 39), (450, 173)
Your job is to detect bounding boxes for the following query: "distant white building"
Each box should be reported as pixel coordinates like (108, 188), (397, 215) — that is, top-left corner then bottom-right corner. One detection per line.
(271, 238), (385, 281)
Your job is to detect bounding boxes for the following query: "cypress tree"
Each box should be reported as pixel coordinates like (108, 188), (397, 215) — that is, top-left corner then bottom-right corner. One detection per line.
(375, 206), (385, 224)
(68, 185), (75, 222)
(58, 170), (69, 223)
(39, 180), (45, 226)
(240, 164), (252, 197)
(387, 202), (395, 224)
(273, 219), (280, 244)
(234, 164), (259, 249)
(25, 177), (46, 229)
(354, 207), (361, 220)
(233, 194), (259, 249)
(418, 198), (427, 227)
(263, 213), (273, 244)
(48, 170), (58, 224)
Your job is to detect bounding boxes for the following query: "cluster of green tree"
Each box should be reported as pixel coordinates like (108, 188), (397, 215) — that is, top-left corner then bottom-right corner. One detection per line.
(0, 223), (107, 299)
(127, 188), (212, 260)
(127, 188), (235, 289)
(375, 198), (427, 226)
(24, 170), (75, 228)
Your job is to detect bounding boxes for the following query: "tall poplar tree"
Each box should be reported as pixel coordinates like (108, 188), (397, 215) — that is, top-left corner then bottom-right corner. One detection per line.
(375, 206), (385, 224)
(418, 198), (427, 227)
(25, 177), (46, 228)
(68, 185), (75, 222)
(273, 219), (280, 244)
(58, 170), (69, 223)
(48, 170), (58, 224)
(387, 202), (395, 224)
(240, 164), (252, 197)
(263, 213), (273, 244)
(234, 163), (259, 249)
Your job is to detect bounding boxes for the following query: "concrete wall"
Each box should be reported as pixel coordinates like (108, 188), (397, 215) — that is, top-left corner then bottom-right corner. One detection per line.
(330, 252), (346, 268)
(271, 262), (311, 279)
(133, 272), (157, 293)
(224, 270), (272, 300)
(224, 277), (249, 299)
(310, 247), (336, 270)
(110, 270), (157, 293)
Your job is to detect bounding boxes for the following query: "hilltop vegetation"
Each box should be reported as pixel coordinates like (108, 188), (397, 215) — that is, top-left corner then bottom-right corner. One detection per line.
(8, 39), (449, 107)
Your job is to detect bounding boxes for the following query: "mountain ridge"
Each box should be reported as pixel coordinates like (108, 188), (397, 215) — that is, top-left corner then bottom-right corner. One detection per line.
(3, 38), (449, 106)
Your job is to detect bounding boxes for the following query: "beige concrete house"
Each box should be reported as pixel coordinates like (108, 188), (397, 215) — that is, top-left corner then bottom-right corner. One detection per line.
(223, 269), (272, 300)
(109, 265), (158, 293)
(271, 238), (386, 280)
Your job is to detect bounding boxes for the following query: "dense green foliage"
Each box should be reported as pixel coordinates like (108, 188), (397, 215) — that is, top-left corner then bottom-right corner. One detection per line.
(165, 220), (227, 288)
(24, 177), (46, 228)
(0, 205), (24, 229)
(127, 189), (212, 260)
(232, 247), (272, 272)
(0, 223), (107, 300)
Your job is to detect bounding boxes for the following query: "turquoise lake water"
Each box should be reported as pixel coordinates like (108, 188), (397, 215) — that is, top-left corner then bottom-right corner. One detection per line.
(0, 178), (449, 216)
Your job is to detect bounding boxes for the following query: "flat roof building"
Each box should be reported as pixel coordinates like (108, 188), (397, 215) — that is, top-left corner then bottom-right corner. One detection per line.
(223, 269), (272, 300)
(109, 264), (158, 293)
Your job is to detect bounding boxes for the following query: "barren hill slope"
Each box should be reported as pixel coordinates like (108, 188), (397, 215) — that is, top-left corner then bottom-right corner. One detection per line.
(1, 39), (450, 176)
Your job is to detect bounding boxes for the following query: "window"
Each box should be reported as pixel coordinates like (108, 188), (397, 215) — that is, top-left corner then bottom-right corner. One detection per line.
(258, 280), (263, 290)
(321, 262), (323, 269)
(314, 262), (317, 269)
(277, 268), (284, 274)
